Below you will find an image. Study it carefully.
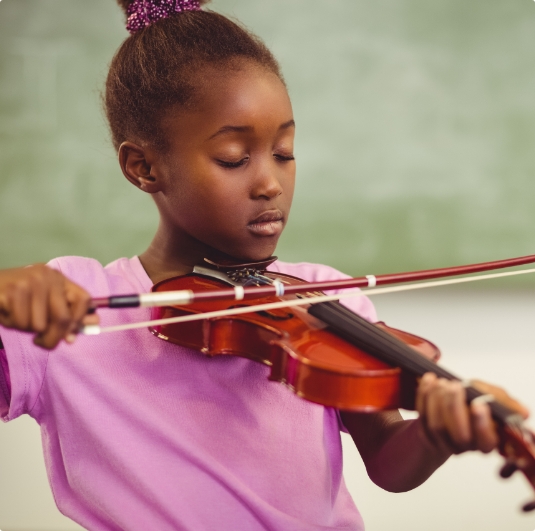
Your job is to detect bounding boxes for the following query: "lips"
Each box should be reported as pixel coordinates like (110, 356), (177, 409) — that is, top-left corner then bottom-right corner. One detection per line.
(247, 210), (284, 237)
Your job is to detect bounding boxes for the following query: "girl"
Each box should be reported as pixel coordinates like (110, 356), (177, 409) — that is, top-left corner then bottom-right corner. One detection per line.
(0, 1), (528, 530)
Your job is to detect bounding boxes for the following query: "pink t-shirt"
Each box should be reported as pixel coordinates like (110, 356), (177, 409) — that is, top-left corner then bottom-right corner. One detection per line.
(0, 256), (377, 531)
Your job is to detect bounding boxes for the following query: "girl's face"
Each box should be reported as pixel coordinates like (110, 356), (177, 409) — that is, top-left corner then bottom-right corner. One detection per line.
(150, 63), (295, 264)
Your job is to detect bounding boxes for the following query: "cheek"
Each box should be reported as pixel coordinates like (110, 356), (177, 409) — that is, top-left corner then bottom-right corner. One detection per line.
(171, 173), (248, 230)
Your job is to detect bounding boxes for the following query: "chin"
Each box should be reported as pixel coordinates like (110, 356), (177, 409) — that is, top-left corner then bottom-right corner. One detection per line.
(228, 241), (279, 264)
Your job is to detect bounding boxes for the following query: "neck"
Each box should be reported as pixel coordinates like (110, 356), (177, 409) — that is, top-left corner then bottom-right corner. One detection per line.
(138, 222), (243, 284)
(139, 223), (207, 284)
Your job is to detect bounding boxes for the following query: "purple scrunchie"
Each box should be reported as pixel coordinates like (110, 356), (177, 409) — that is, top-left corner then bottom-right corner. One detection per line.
(126, 0), (201, 33)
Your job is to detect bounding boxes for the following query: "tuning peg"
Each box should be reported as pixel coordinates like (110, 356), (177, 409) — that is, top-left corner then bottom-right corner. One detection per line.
(522, 500), (535, 512)
(499, 461), (518, 479)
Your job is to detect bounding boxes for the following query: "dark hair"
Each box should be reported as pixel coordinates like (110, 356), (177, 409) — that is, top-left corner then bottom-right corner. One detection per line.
(105, 1), (283, 151)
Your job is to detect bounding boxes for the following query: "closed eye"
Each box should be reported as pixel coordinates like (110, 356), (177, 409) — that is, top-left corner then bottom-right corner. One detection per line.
(216, 157), (249, 169)
(274, 154), (295, 162)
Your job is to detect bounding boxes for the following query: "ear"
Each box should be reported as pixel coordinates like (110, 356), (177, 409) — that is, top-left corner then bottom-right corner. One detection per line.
(118, 141), (162, 194)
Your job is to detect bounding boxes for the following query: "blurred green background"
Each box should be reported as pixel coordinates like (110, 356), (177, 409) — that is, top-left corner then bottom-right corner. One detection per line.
(1, 0), (535, 283)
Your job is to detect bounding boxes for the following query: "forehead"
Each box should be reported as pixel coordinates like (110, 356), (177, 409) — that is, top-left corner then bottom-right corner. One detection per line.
(163, 62), (293, 144)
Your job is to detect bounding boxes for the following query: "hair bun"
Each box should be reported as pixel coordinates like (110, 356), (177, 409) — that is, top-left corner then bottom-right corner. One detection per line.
(116, 0), (211, 18)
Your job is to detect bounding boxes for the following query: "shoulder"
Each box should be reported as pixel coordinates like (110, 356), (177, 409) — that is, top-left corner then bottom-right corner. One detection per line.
(269, 260), (378, 322)
(48, 256), (104, 276)
(46, 256), (149, 296)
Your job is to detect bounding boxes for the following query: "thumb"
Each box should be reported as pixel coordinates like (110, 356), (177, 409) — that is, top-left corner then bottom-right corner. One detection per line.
(471, 379), (529, 420)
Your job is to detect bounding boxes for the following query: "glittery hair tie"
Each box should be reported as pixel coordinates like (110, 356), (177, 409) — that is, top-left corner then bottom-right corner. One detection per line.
(126, 0), (201, 34)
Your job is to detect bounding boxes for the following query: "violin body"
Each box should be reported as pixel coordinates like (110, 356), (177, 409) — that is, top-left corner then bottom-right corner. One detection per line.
(150, 271), (440, 411)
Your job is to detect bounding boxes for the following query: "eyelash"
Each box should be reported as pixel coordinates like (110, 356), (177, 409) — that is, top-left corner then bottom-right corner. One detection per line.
(274, 154), (295, 162)
(217, 158), (249, 169)
(216, 154), (295, 169)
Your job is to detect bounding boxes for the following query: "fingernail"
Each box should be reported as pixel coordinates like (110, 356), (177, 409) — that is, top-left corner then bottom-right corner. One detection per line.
(472, 402), (486, 420)
(422, 373), (435, 383)
(66, 333), (77, 344)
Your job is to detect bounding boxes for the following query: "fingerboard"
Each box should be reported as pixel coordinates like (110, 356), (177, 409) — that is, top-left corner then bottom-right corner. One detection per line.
(308, 300), (517, 425)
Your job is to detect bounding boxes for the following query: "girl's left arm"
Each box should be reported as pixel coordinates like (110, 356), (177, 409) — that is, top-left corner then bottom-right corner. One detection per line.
(340, 373), (529, 493)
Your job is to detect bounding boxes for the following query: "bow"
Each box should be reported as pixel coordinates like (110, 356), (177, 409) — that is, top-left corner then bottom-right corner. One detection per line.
(83, 253), (535, 335)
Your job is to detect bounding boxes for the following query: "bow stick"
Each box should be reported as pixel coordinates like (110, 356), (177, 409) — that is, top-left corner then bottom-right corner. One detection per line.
(90, 253), (535, 311)
(83, 266), (535, 335)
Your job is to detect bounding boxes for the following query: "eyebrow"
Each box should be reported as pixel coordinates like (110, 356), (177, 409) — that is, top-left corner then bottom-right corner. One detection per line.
(208, 119), (295, 140)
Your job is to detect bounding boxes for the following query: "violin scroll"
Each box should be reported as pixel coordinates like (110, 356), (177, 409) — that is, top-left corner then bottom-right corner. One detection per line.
(498, 421), (535, 511)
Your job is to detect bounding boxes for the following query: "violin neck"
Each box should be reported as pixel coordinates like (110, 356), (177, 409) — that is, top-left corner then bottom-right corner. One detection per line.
(307, 301), (519, 426)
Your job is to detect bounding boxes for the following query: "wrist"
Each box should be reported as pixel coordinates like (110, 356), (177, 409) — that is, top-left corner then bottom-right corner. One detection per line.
(412, 417), (454, 461)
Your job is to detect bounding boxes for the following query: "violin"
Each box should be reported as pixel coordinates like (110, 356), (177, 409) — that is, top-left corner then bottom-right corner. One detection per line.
(87, 255), (535, 510)
(148, 259), (441, 411)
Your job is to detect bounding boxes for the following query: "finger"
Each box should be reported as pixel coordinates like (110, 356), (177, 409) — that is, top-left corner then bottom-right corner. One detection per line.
(424, 379), (474, 454)
(471, 379), (529, 420)
(441, 380), (472, 451)
(0, 291), (9, 317)
(65, 281), (92, 334)
(420, 378), (457, 453)
(9, 282), (32, 331)
(424, 379), (448, 439)
(82, 313), (100, 326)
(36, 280), (73, 349)
(0, 269), (23, 326)
(0, 291), (14, 327)
(29, 276), (48, 333)
(64, 282), (92, 344)
(416, 373), (442, 447)
(416, 372), (437, 415)
(470, 400), (499, 453)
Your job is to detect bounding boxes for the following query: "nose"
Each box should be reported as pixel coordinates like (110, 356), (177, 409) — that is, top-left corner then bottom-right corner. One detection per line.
(250, 162), (284, 201)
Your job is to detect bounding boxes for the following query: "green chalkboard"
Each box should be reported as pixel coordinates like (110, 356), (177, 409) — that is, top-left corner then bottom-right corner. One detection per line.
(2, 0), (535, 285)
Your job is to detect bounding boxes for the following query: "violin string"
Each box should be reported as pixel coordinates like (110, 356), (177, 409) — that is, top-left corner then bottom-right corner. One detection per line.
(309, 300), (457, 379)
(82, 266), (535, 335)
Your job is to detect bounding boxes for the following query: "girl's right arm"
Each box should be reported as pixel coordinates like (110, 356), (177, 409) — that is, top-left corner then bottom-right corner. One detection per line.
(0, 264), (93, 349)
